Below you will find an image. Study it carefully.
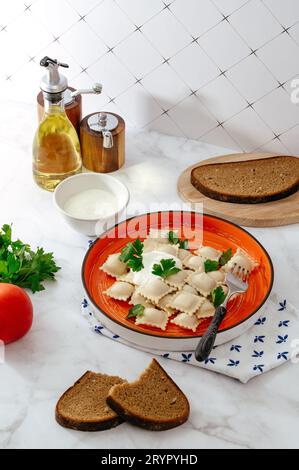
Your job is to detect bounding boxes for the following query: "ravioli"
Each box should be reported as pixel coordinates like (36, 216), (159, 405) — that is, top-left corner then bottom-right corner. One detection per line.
(135, 307), (169, 330)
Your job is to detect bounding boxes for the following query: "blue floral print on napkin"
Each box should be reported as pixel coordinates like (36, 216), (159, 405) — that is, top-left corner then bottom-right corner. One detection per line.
(81, 294), (299, 383)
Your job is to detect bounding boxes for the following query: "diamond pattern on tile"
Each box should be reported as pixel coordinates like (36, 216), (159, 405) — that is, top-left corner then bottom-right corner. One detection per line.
(257, 32), (299, 84)
(279, 124), (299, 155)
(115, 0), (164, 27)
(198, 75), (247, 122)
(86, 0), (135, 48)
(223, 106), (274, 152)
(0, 0), (299, 153)
(88, 51), (135, 98)
(144, 112), (185, 137)
(3, 59), (41, 103)
(142, 8), (191, 59)
(60, 19), (107, 68)
(254, 87), (299, 135)
(66, 0), (104, 16)
(200, 125), (242, 151)
(31, 0), (80, 37)
(171, 0), (222, 37)
(198, 19), (250, 71)
(229, 0), (282, 50)
(141, 63), (190, 110)
(226, 54), (277, 103)
(114, 83), (163, 127)
(289, 23), (299, 47)
(7, 12), (53, 57)
(212, 0), (250, 17)
(168, 94), (218, 139)
(263, 0), (299, 29)
(114, 31), (162, 79)
(257, 136), (291, 155)
(170, 42), (219, 91)
(0, 29), (28, 76)
(0, 0), (29, 26)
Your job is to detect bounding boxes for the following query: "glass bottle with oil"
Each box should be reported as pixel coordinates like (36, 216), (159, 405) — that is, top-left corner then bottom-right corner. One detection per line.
(33, 57), (82, 191)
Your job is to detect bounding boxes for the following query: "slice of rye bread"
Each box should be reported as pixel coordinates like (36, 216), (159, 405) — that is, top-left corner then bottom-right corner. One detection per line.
(190, 155), (299, 204)
(56, 371), (126, 431)
(107, 359), (190, 431)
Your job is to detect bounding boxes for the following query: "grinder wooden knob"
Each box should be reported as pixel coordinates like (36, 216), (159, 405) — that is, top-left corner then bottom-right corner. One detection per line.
(80, 112), (125, 173)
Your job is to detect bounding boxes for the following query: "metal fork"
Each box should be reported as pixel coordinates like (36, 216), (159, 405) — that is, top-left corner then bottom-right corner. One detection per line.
(195, 270), (249, 362)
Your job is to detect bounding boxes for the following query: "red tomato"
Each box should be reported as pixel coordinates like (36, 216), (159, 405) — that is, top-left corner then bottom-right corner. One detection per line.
(0, 284), (33, 344)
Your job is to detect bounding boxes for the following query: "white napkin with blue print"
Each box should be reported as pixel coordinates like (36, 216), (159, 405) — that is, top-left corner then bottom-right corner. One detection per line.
(81, 294), (299, 383)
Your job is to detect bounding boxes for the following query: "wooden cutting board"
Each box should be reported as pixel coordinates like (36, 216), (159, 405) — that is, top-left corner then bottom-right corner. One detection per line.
(177, 152), (299, 227)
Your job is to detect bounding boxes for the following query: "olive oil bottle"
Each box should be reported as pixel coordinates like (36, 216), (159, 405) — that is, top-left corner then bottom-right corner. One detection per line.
(33, 57), (82, 191)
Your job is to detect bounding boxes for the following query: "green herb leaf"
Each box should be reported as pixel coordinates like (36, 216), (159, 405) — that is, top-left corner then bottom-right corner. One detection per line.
(179, 239), (189, 250)
(168, 230), (188, 250)
(211, 286), (227, 308)
(127, 257), (144, 272)
(152, 258), (181, 279)
(128, 304), (145, 318)
(7, 252), (21, 274)
(0, 224), (60, 293)
(0, 260), (8, 275)
(204, 259), (219, 273)
(219, 248), (233, 266)
(119, 243), (135, 263)
(119, 238), (144, 272)
(168, 230), (179, 245)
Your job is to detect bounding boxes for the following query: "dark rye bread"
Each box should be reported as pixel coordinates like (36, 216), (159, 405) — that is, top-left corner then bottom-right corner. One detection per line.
(56, 371), (126, 431)
(191, 156), (299, 204)
(107, 359), (189, 431)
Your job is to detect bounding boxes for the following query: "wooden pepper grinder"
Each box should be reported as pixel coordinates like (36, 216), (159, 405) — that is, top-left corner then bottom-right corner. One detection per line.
(80, 112), (125, 173)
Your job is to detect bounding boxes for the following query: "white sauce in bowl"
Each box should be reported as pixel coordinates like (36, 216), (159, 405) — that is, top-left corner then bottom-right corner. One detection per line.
(64, 189), (118, 219)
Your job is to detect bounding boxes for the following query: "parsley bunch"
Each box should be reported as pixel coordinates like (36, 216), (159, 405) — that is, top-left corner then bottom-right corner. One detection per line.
(0, 224), (60, 293)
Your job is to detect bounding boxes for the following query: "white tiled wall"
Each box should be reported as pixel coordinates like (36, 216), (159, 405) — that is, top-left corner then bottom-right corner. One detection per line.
(1, 0), (299, 154)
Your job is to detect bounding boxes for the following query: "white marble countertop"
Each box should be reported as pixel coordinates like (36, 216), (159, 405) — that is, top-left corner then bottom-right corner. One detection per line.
(0, 101), (298, 449)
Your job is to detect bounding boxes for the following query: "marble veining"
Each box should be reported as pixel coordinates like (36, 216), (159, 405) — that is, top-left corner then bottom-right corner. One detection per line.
(0, 100), (298, 449)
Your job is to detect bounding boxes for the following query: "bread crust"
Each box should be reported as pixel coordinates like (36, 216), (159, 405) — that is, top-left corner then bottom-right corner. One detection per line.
(55, 371), (125, 432)
(55, 409), (123, 432)
(107, 359), (190, 431)
(191, 156), (299, 204)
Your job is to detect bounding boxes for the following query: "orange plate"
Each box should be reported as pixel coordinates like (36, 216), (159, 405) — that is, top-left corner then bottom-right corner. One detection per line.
(82, 212), (274, 339)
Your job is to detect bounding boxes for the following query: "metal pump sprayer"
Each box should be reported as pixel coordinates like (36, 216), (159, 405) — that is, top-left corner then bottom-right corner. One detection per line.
(37, 56), (102, 131)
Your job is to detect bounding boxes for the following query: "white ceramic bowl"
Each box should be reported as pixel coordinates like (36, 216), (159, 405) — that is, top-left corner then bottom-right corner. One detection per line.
(53, 173), (129, 236)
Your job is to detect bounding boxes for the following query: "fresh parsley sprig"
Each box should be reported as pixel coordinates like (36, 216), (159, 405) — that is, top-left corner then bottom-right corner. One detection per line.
(211, 286), (227, 308)
(204, 259), (219, 272)
(152, 258), (181, 279)
(168, 230), (188, 250)
(204, 248), (233, 273)
(119, 238), (144, 272)
(0, 224), (60, 293)
(219, 248), (233, 266)
(128, 304), (145, 318)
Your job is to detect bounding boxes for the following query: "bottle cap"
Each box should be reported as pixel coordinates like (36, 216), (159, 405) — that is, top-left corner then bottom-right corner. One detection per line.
(40, 56), (69, 95)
